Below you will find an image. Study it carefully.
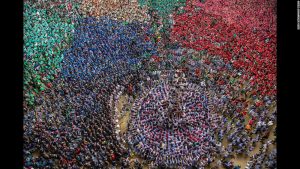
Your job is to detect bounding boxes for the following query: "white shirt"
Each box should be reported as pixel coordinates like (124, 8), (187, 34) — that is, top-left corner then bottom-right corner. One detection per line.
(268, 121), (273, 126)
(201, 81), (206, 87)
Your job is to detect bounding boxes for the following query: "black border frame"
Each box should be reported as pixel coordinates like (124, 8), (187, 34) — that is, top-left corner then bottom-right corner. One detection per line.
(6, 0), (300, 168)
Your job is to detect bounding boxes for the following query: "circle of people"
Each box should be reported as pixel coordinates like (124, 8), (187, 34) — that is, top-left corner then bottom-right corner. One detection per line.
(128, 77), (215, 167)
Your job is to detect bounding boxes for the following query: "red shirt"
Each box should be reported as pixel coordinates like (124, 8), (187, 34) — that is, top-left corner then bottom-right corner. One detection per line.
(195, 68), (201, 76)
(249, 119), (254, 125)
(111, 154), (116, 161)
(76, 148), (81, 155)
(46, 83), (52, 88)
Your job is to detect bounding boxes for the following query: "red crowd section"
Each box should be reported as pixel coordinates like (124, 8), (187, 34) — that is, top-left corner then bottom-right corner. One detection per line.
(170, 0), (276, 96)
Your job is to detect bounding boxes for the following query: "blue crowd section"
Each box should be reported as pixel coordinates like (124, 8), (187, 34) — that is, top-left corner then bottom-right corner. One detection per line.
(61, 17), (158, 81)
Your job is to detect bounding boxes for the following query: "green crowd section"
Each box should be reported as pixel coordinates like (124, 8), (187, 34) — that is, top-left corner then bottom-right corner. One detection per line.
(138, 0), (186, 34)
(139, 0), (186, 16)
(23, 3), (75, 108)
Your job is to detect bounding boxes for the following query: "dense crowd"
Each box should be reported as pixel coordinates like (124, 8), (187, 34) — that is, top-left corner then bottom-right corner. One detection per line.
(124, 49), (276, 168)
(61, 17), (157, 81)
(24, 46), (277, 168)
(128, 76), (212, 166)
(23, 2), (76, 108)
(24, 0), (276, 168)
(24, 12), (156, 169)
(171, 0), (276, 96)
(24, 69), (142, 168)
